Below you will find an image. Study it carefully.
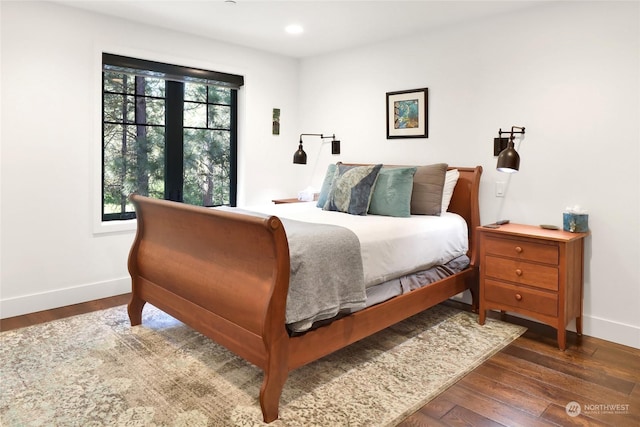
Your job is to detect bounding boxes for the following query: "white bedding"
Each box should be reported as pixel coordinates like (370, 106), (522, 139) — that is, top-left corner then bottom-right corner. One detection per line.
(239, 201), (469, 288)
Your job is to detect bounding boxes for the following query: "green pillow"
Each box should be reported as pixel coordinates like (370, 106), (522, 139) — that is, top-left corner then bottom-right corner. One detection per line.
(368, 167), (417, 217)
(324, 164), (383, 215)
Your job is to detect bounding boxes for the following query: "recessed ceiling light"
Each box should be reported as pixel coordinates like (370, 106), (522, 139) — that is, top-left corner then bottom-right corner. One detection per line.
(285, 24), (304, 35)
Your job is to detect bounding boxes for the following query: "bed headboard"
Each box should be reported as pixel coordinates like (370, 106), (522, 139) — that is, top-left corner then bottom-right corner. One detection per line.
(447, 166), (482, 266)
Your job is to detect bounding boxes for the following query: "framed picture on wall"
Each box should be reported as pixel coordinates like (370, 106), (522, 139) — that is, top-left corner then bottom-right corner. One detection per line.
(386, 88), (428, 139)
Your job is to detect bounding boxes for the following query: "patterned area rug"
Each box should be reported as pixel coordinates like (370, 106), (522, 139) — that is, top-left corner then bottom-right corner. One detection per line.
(1, 304), (525, 426)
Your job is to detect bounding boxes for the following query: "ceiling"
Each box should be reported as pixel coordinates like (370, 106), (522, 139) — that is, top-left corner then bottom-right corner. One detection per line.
(57, 0), (544, 59)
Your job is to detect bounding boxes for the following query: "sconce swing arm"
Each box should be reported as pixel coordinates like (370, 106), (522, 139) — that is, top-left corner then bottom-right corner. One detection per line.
(298, 133), (336, 142)
(498, 126), (525, 141)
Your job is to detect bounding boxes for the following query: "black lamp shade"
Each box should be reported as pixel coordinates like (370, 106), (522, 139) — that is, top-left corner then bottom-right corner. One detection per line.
(331, 139), (340, 155)
(496, 141), (520, 173)
(293, 143), (307, 164)
(293, 133), (339, 164)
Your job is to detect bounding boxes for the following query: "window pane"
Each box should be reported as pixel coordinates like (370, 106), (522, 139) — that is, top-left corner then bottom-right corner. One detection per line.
(143, 78), (165, 97)
(184, 102), (207, 128)
(103, 93), (124, 122)
(183, 129), (230, 206)
(143, 98), (165, 125)
(104, 71), (125, 93)
(208, 105), (230, 129)
(209, 86), (231, 104)
(125, 96), (136, 123)
(184, 82), (207, 102)
(103, 123), (124, 154)
(104, 72), (135, 94)
(103, 94), (135, 123)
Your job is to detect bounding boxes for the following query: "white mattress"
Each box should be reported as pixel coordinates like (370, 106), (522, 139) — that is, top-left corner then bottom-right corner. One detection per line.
(238, 202), (469, 288)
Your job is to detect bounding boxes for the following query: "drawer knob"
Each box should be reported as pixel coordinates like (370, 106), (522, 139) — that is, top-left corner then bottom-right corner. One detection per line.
(515, 246), (523, 253)
(515, 269), (523, 276)
(515, 293), (523, 301)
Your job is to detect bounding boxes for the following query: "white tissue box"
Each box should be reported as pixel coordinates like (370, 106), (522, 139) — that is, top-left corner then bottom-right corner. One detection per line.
(297, 190), (319, 202)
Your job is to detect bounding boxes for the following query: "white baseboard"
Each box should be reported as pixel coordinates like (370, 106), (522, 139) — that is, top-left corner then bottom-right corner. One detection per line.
(0, 277), (130, 319)
(582, 315), (640, 349)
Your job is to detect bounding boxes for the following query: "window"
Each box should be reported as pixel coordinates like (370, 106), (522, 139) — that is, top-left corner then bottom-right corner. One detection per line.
(101, 54), (243, 221)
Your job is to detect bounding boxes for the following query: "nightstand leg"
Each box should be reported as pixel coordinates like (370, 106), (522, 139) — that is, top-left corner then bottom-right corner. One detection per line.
(576, 316), (583, 337)
(478, 308), (486, 325)
(557, 328), (567, 351)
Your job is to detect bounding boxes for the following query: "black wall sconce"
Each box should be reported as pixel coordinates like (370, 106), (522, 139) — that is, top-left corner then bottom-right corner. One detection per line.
(495, 126), (525, 173)
(293, 133), (340, 164)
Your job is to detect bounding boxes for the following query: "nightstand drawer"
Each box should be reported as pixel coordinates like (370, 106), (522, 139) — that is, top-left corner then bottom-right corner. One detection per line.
(484, 256), (558, 291)
(484, 236), (558, 265)
(484, 279), (558, 317)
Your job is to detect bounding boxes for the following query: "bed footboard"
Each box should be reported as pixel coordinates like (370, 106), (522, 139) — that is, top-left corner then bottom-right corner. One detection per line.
(127, 195), (290, 422)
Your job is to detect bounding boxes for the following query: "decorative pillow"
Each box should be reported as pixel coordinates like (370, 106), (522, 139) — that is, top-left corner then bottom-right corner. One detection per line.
(324, 163), (383, 215)
(316, 163), (338, 208)
(410, 163), (448, 216)
(368, 167), (417, 217)
(441, 169), (460, 213)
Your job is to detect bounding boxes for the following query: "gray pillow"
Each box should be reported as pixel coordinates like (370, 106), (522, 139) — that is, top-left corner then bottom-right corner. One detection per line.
(410, 163), (448, 215)
(324, 164), (383, 215)
(368, 167), (417, 217)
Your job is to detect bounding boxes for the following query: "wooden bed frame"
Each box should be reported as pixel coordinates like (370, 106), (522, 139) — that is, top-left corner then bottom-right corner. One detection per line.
(127, 165), (482, 423)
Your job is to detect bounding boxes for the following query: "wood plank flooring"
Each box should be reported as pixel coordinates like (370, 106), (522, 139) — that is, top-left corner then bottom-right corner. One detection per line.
(400, 302), (640, 427)
(1, 296), (638, 426)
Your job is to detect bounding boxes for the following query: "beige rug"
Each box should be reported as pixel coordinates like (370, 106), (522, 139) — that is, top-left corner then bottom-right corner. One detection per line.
(1, 303), (525, 426)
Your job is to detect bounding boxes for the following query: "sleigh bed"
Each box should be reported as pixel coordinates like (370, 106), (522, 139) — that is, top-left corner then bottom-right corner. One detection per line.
(127, 164), (482, 423)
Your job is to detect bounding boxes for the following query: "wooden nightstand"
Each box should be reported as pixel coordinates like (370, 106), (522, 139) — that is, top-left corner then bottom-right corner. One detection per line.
(272, 195), (318, 204)
(477, 223), (588, 350)
(272, 198), (304, 204)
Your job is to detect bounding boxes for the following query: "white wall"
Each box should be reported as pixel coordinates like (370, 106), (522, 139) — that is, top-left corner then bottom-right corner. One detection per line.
(297, 1), (640, 348)
(0, 1), (300, 316)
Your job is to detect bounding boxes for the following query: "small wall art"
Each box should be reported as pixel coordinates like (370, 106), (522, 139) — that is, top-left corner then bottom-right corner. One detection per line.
(272, 108), (280, 135)
(386, 88), (428, 139)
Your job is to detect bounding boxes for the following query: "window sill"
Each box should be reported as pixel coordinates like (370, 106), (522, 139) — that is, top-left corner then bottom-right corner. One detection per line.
(93, 218), (137, 236)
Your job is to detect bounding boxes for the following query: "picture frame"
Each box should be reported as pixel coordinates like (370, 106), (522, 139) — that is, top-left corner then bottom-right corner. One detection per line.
(386, 88), (428, 139)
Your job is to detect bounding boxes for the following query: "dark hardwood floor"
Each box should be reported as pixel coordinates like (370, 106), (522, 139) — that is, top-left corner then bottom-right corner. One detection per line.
(2, 296), (638, 426)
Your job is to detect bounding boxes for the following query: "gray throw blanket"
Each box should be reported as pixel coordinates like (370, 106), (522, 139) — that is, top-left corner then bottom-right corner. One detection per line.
(280, 218), (366, 332)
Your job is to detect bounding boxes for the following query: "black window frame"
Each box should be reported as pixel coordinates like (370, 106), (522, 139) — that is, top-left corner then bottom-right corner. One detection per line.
(101, 53), (243, 221)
